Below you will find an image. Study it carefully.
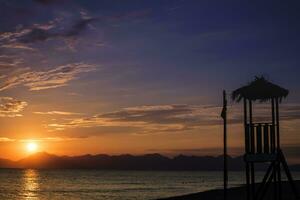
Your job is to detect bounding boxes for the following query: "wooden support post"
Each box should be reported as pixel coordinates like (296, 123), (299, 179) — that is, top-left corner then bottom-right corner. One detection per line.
(276, 161), (281, 200)
(271, 98), (276, 154)
(249, 102), (255, 154)
(275, 98), (280, 149)
(274, 163), (277, 200)
(249, 100), (255, 199)
(222, 91), (228, 200)
(244, 98), (250, 200)
(270, 125), (275, 153)
(256, 124), (262, 154)
(271, 98), (275, 129)
(271, 99), (278, 200)
(275, 98), (282, 200)
(263, 124), (269, 154)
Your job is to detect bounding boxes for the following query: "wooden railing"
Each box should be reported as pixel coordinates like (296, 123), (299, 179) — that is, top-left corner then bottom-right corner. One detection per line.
(245, 123), (277, 154)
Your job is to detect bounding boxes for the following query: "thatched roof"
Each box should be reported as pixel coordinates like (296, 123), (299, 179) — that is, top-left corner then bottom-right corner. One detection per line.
(231, 76), (289, 102)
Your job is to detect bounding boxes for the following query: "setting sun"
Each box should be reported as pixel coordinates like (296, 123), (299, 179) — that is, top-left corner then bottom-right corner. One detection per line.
(26, 142), (38, 153)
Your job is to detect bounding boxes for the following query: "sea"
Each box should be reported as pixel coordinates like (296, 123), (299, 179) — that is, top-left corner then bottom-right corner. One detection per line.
(0, 169), (299, 200)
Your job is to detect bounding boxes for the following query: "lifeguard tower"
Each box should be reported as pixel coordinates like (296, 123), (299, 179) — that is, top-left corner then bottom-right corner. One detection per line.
(231, 76), (299, 200)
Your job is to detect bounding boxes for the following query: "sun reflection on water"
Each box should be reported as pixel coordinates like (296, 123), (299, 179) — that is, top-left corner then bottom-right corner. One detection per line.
(22, 169), (39, 200)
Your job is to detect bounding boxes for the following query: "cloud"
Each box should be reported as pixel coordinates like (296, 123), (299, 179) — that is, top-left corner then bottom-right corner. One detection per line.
(46, 103), (300, 134)
(0, 97), (27, 117)
(18, 27), (54, 44)
(0, 10), (97, 59)
(0, 3), (149, 56)
(34, 111), (81, 115)
(19, 137), (81, 142)
(0, 16), (96, 45)
(0, 43), (36, 51)
(67, 92), (81, 96)
(0, 137), (81, 143)
(18, 18), (96, 44)
(0, 62), (96, 91)
(0, 55), (23, 68)
(0, 6), (149, 47)
(0, 9), (97, 91)
(0, 137), (15, 142)
(47, 104), (223, 133)
(64, 18), (96, 37)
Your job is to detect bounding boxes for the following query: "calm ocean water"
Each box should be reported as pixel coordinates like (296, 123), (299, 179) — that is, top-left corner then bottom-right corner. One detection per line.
(0, 169), (299, 200)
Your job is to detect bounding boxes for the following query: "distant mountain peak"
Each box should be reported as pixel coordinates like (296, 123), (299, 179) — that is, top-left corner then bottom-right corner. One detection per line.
(24, 151), (56, 159)
(0, 153), (298, 170)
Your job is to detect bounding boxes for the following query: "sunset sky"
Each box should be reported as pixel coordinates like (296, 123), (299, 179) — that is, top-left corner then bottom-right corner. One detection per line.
(0, 0), (299, 163)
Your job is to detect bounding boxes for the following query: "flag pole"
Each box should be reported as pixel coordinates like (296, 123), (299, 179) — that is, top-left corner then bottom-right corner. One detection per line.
(222, 90), (228, 200)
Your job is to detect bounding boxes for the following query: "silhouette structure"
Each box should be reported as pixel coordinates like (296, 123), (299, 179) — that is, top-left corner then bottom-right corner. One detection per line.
(232, 76), (299, 200)
(221, 90), (228, 200)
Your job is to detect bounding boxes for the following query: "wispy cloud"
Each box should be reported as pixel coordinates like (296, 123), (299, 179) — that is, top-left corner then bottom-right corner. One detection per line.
(0, 62), (96, 91)
(0, 43), (36, 51)
(47, 104), (222, 133)
(0, 137), (15, 142)
(0, 55), (24, 69)
(47, 103), (300, 134)
(19, 137), (81, 142)
(34, 111), (81, 115)
(0, 15), (95, 45)
(0, 97), (27, 117)
(0, 5), (151, 53)
(0, 4), (98, 66)
(0, 136), (81, 143)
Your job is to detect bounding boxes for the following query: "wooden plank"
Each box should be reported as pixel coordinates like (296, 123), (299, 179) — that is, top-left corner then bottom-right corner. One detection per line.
(243, 98), (250, 200)
(275, 98), (280, 149)
(249, 100), (255, 197)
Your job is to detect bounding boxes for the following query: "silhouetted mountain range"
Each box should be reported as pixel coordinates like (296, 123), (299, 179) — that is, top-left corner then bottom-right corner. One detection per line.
(0, 152), (299, 170)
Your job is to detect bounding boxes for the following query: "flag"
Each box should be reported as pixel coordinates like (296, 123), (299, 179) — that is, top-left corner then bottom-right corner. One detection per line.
(221, 90), (227, 119)
(221, 105), (226, 119)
